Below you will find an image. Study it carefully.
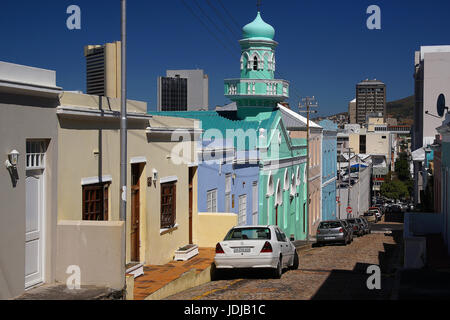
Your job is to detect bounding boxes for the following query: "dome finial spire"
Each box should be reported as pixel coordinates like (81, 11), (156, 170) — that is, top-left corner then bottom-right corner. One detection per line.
(257, 0), (262, 12)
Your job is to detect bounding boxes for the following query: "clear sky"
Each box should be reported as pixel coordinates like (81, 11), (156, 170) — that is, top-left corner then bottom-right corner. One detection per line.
(1, 0), (449, 116)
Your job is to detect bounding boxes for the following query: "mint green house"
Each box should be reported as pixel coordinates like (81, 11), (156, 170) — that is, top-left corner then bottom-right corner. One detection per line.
(225, 12), (308, 240)
(150, 12), (308, 240)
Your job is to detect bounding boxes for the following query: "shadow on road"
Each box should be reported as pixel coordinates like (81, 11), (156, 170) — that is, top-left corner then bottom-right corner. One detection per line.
(311, 230), (403, 300)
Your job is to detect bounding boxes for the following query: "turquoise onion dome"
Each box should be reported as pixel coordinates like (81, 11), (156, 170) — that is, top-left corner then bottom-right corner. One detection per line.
(242, 12), (275, 40)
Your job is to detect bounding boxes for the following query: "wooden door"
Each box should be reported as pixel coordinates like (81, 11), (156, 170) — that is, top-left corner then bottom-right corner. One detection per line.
(131, 164), (141, 262)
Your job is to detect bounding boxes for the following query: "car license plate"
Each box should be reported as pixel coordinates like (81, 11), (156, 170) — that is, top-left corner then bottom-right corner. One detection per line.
(234, 247), (251, 253)
(324, 237), (334, 240)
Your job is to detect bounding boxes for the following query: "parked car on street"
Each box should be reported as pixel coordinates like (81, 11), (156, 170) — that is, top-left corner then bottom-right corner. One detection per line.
(363, 210), (377, 223)
(346, 218), (364, 237)
(316, 220), (352, 246)
(340, 219), (354, 241)
(359, 216), (371, 234)
(368, 207), (382, 222)
(214, 225), (298, 279)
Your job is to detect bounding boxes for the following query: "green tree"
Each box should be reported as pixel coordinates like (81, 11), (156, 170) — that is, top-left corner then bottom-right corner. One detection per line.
(380, 179), (410, 200)
(395, 152), (411, 181)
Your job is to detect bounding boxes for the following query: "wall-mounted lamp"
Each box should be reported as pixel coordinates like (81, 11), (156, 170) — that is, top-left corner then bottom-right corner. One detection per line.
(152, 169), (158, 181)
(5, 150), (19, 169)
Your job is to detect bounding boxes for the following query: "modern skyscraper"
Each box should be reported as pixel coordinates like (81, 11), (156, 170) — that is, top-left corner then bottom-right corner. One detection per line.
(84, 41), (121, 98)
(348, 98), (356, 124)
(157, 69), (209, 111)
(355, 79), (386, 125)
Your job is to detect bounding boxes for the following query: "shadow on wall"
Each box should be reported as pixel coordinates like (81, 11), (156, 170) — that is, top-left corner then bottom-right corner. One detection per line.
(311, 231), (403, 300)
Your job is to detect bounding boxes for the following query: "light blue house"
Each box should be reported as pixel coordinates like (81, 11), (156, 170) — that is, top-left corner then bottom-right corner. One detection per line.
(320, 120), (338, 221)
(196, 137), (260, 226)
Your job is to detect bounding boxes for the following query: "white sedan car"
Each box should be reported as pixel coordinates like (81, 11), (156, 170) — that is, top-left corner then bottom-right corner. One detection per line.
(214, 225), (299, 279)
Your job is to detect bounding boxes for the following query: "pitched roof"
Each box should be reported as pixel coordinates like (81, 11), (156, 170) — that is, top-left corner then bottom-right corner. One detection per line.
(148, 110), (278, 151)
(278, 104), (322, 129)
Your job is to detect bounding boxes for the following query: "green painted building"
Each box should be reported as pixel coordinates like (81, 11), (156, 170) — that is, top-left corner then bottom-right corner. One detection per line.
(150, 11), (309, 240)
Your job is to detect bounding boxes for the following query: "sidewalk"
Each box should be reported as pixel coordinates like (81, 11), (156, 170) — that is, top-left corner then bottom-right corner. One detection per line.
(133, 248), (215, 300)
(15, 284), (123, 300)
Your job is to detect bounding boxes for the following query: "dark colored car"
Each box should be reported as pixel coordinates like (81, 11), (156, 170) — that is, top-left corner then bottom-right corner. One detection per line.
(346, 218), (364, 237)
(340, 219), (354, 242)
(316, 220), (352, 246)
(359, 216), (371, 234)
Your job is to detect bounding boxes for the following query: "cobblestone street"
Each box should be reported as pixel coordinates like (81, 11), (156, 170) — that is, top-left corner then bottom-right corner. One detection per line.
(165, 222), (403, 300)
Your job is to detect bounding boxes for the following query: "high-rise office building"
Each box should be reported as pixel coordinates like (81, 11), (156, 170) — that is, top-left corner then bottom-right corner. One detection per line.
(84, 41), (121, 98)
(355, 79), (386, 125)
(157, 69), (209, 111)
(348, 98), (356, 123)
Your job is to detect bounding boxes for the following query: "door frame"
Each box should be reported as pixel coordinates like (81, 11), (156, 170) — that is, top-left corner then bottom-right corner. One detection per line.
(25, 169), (46, 290)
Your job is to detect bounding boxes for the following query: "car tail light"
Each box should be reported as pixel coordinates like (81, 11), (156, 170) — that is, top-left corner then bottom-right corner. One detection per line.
(339, 228), (344, 233)
(215, 243), (225, 254)
(353, 226), (358, 231)
(317, 229), (321, 234)
(260, 241), (273, 253)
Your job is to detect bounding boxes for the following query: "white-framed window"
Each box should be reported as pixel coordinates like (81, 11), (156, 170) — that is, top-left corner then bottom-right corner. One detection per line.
(207, 189), (217, 213)
(238, 194), (247, 226)
(225, 174), (232, 212)
(26, 140), (47, 170)
(252, 182), (258, 225)
(283, 169), (289, 191)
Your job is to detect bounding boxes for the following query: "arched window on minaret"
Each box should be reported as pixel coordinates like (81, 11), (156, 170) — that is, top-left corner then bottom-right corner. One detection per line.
(253, 56), (258, 71)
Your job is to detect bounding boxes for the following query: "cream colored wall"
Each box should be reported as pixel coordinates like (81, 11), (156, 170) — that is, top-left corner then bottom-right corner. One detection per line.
(367, 133), (390, 156)
(196, 213), (238, 247)
(56, 220), (125, 289)
(349, 133), (360, 154)
(105, 41), (121, 99)
(61, 91), (146, 113)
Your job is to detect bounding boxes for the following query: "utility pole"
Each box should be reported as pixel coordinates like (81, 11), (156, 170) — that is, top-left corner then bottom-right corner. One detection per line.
(299, 97), (318, 242)
(120, 0), (127, 267)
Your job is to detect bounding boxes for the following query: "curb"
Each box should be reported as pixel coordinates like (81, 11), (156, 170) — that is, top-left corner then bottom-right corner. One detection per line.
(144, 265), (213, 300)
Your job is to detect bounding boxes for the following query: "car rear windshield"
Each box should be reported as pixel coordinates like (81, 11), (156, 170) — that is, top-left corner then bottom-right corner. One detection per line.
(347, 219), (356, 223)
(224, 228), (271, 241)
(319, 221), (342, 229)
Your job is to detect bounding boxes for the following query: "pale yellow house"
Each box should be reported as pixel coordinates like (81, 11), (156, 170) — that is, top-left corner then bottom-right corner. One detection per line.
(55, 92), (201, 279)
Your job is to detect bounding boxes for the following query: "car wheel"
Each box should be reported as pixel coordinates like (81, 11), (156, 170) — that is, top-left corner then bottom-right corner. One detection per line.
(290, 251), (299, 270)
(273, 258), (282, 279)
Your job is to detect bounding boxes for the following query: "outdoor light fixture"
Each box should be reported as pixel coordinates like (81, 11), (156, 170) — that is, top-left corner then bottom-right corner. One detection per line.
(5, 150), (19, 169)
(152, 169), (158, 181)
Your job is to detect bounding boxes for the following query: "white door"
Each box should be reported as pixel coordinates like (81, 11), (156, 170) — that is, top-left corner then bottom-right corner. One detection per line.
(25, 170), (44, 288)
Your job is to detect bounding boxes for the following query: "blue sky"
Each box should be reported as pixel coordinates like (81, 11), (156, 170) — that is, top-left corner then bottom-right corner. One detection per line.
(1, 0), (449, 116)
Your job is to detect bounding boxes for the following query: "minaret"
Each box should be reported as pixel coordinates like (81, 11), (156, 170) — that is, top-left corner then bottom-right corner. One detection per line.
(224, 11), (289, 118)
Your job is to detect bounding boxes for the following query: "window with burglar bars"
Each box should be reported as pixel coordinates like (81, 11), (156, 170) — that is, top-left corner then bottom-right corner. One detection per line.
(82, 183), (110, 221)
(26, 140), (48, 170)
(161, 182), (176, 228)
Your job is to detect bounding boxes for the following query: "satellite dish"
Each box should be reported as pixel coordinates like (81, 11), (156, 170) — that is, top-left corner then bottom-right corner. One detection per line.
(437, 94), (446, 117)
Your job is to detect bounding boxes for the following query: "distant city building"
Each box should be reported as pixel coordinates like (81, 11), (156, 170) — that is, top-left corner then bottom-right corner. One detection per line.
(84, 41), (121, 98)
(356, 79), (386, 125)
(348, 98), (356, 124)
(157, 69), (209, 111)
